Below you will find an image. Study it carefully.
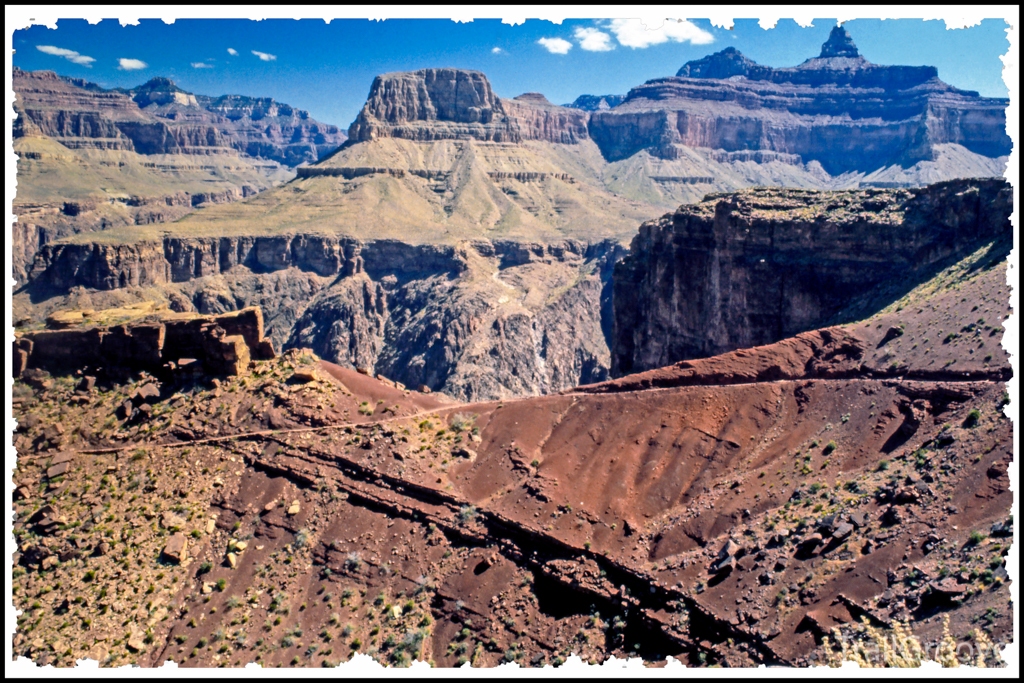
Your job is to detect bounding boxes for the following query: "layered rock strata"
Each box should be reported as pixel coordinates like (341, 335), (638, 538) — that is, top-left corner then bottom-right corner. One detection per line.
(21, 237), (624, 401)
(612, 177), (1012, 375)
(13, 306), (275, 379)
(346, 68), (589, 145)
(14, 69), (346, 165)
(588, 26), (1011, 173)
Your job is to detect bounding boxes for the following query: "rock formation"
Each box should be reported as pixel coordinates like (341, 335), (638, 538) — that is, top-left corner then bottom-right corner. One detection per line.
(346, 68), (589, 145)
(13, 306), (275, 379)
(612, 177), (1012, 375)
(14, 69), (347, 165)
(564, 94), (626, 111)
(19, 236), (624, 402)
(589, 26), (1011, 173)
(10, 235), (1012, 667)
(11, 68), (342, 282)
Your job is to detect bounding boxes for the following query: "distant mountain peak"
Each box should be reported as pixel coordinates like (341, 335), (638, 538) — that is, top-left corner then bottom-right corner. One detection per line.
(676, 47), (760, 78)
(513, 92), (552, 105)
(563, 94), (625, 111)
(136, 76), (186, 92)
(819, 25), (860, 59)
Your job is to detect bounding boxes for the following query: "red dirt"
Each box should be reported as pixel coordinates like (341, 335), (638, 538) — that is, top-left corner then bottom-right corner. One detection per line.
(11, 260), (1013, 669)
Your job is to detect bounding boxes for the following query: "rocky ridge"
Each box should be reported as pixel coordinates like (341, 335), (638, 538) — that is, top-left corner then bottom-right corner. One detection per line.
(15, 69), (347, 165)
(10, 243), (1012, 667)
(18, 236), (624, 402)
(612, 177), (1012, 376)
(589, 27), (1010, 173)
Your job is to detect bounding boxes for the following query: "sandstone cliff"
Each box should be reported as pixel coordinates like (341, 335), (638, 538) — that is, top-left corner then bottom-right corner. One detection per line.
(611, 177), (1012, 375)
(14, 69), (347, 166)
(589, 27), (1010, 174)
(346, 68), (589, 145)
(19, 235), (624, 402)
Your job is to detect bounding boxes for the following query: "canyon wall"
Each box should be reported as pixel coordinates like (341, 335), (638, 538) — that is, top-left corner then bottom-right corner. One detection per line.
(11, 186), (261, 285)
(14, 69), (347, 165)
(346, 68), (589, 145)
(21, 235), (624, 402)
(611, 177), (1013, 375)
(588, 27), (1010, 173)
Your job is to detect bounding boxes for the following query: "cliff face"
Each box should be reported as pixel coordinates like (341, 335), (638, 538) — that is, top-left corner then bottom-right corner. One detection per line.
(22, 235), (624, 402)
(611, 177), (1012, 375)
(589, 27), (1010, 173)
(14, 69), (347, 166)
(347, 68), (589, 145)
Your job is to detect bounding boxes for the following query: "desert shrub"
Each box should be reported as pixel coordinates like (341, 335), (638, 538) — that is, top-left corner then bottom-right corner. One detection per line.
(821, 615), (994, 667)
(449, 413), (476, 432)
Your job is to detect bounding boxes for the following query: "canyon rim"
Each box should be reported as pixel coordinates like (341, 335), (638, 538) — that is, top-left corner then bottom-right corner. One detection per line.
(7, 12), (1017, 673)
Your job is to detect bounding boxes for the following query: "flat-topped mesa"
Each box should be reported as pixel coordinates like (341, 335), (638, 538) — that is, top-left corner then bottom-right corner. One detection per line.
(346, 68), (588, 144)
(591, 26), (1008, 172)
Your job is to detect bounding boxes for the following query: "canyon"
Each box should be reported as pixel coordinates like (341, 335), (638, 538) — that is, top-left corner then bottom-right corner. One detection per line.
(612, 177), (1013, 375)
(9, 25), (1014, 669)
(17, 177), (1011, 403)
(10, 231), (1013, 667)
(13, 27), (1010, 403)
(12, 67), (346, 283)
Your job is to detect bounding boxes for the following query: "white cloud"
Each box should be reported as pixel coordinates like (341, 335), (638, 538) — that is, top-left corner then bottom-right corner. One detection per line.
(251, 50), (277, 61)
(191, 62), (214, 69)
(491, 46), (504, 54)
(537, 37), (572, 55)
(574, 27), (614, 52)
(36, 44), (95, 66)
(227, 47), (238, 56)
(607, 18), (714, 49)
(117, 57), (148, 70)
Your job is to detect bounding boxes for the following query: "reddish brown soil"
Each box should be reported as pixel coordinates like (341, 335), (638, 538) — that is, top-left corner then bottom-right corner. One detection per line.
(11, 259), (1013, 669)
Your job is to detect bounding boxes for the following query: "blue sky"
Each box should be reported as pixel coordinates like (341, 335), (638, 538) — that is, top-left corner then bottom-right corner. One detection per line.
(13, 17), (1011, 129)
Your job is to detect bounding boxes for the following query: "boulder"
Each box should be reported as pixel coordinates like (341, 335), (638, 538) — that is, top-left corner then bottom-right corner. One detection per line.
(162, 533), (188, 563)
(45, 462), (70, 479)
(126, 626), (146, 652)
(832, 522), (855, 541)
(132, 383), (161, 404)
(160, 511), (187, 530)
(799, 533), (824, 550)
